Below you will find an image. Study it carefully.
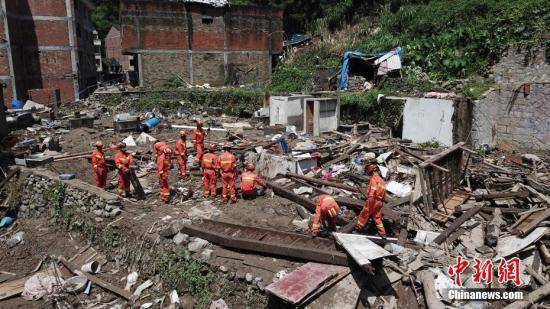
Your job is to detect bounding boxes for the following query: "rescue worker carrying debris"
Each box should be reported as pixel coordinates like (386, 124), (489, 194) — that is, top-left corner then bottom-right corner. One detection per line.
(192, 119), (209, 164)
(91, 141), (107, 188)
(175, 131), (188, 179)
(201, 144), (219, 198)
(219, 143), (237, 202)
(114, 142), (134, 197)
(356, 163), (387, 238)
(240, 164), (266, 199)
(157, 147), (172, 203)
(311, 195), (340, 237)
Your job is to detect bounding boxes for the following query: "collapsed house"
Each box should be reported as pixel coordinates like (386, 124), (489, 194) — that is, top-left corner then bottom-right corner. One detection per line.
(119, 0), (284, 88)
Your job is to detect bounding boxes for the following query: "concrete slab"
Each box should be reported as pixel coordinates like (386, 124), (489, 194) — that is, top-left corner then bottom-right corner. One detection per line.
(305, 273), (360, 309)
(333, 233), (394, 268)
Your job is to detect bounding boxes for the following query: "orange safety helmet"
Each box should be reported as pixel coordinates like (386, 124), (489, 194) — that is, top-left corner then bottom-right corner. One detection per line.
(196, 119), (204, 126)
(179, 130), (187, 137)
(245, 164), (255, 171)
(367, 163), (378, 175)
(164, 147), (173, 154)
(117, 142), (127, 149)
(94, 140), (103, 148)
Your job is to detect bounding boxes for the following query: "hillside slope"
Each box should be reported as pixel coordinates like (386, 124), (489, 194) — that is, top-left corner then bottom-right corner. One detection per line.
(268, 0), (549, 97)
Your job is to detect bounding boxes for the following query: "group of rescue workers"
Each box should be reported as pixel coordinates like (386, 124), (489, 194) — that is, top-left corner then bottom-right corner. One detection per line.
(90, 119), (267, 203)
(90, 119), (388, 239)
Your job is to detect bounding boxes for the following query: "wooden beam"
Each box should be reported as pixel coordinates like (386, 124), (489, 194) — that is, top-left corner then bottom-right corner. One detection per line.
(267, 181), (316, 212)
(512, 208), (550, 237)
(503, 282), (550, 309)
(286, 172), (359, 192)
(59, 258), (133, 301)
(0, 167), (20, 190)
(433, 203), (485, 245)
(419, 142), (465, 168)
(474, 190), (530, 201)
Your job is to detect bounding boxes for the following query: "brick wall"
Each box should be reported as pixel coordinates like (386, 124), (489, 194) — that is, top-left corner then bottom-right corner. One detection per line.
(28, 88), (60, 107)
(141, 53), (189, 86)
(120, 1), (283, 87)
(105, 27), (130, 71)
(471, 46), (549, 150)
(0, 0), (97, 104)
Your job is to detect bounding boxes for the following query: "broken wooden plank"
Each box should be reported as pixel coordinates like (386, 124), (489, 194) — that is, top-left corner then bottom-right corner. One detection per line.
(520, 184), (550, 205)
(267, 181), (316, 212)
(0, 167), (20, 190)
(265, 262), (349, 304)
(182, 219), (348, 266)
(485, 208), (505, 247)
(285, 172), (359, 192)
(304, 273), (360, 309)
(419, 142), (464, 168)
(129, 168), (145, 200)
(417, 271), (445, 309)
(512, 208), (550, 237)
(433, 203), (485, 245)
(332, 233), (393, 269)
(503, 282), (550, 309)
(398, 147), (450, 173)
(59, 258), (133, 301)
(474, 190), (530, 201)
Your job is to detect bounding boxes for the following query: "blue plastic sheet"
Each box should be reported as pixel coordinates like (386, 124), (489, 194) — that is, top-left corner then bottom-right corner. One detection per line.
(338, 51), (366, 90)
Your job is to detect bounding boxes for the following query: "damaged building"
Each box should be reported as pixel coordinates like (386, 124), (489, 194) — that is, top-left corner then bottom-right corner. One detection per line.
(0, 0), (97, 106)
(120, 0), (284, 87)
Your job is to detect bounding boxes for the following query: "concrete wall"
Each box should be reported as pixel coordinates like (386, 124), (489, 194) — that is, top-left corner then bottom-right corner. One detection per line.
(402, 98), (455, 147)
(0, 0), (96, 105)
(120, 0), (283, 87)
(269, 95), (310, 130)
(471, 46), (549, 150)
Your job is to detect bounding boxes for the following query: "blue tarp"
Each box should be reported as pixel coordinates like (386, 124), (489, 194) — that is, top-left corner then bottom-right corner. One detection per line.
(338, 47), (405, 90)
(338, 51), (366, 90)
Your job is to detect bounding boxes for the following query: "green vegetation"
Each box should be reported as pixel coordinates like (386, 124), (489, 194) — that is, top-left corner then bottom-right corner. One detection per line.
(154, 250), (214, 308)
(418, 139), (441, 149)
(90, 0), (119, 37)
(135, 88), (264, 116)
(268, 0), (549, 95)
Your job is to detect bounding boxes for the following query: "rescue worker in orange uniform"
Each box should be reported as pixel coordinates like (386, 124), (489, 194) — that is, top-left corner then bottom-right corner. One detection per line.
(356, 163), (387, 238)
(192, 119), (209, 164)
(311, 195), (341, 236)
(219, 143), (237, 202)
(157, 147), (172, 203)
(91, 141), (107, 188)
(153, 140), (168, 158)
(175, 131), (188, 180)
(114, 142), (134, 197)
(201, 144), (219, 198)
(240, 164), (266, 199)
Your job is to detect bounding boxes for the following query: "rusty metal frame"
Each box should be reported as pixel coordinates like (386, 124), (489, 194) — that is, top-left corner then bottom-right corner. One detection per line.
(181, 219), (348, 266)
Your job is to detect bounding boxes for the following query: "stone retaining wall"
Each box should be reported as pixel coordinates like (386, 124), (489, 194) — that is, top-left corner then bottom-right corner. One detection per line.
(471, 46), (549, 150)
(18, 168), (123, 219)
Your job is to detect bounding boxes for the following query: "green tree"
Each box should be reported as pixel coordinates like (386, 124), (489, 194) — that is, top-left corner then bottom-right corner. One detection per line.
(90, 0), (119, 37)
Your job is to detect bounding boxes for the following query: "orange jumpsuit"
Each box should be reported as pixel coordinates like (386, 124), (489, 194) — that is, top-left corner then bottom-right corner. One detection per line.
(312, 195), (340, 234)
(241, 171), (266, 198)
(157, 152), (171, 202)
(175, 138), (187, 179)
(153, 141), (168, 158)
(192, 128), (208, 164)
(357, 173), (387, 236)
(219, 151), (237, 201)
(114, 151), (133, 197)
(201, 152), (219, 197)
(91, 150), (107, 188)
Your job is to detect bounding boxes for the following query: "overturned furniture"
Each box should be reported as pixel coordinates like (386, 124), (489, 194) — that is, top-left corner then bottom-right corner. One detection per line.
(417, 142), (472, 218)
